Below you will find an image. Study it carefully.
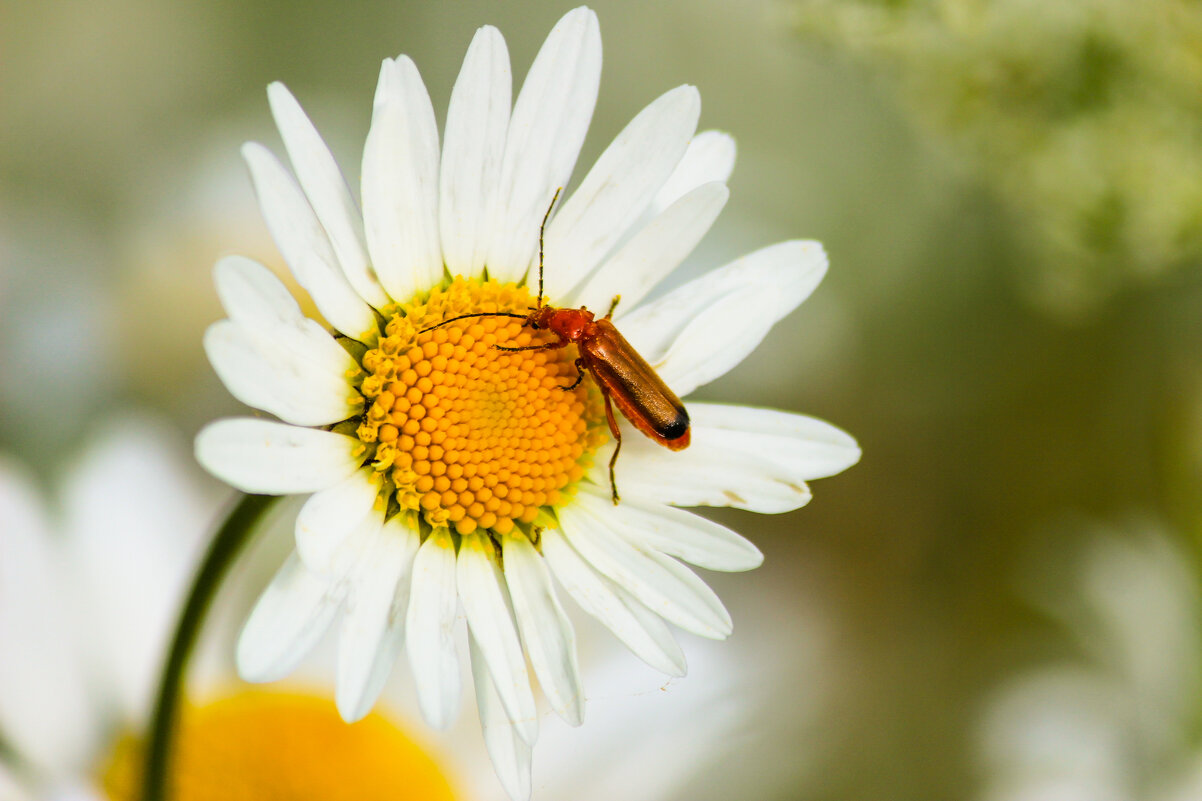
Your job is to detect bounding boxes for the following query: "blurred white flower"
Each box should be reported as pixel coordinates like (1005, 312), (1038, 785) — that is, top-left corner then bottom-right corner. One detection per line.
(0, 416), (219, 799)
(192, 6), (859, 798)
(977, 525), (1202, 801)
(0, 419), (464, 801)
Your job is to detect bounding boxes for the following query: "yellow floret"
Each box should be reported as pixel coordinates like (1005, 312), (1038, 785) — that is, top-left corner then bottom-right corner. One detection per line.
(357, 277), (604, 536)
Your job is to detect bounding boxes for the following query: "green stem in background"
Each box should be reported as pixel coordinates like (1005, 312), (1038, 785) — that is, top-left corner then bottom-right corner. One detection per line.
(139, 493), (279, 801)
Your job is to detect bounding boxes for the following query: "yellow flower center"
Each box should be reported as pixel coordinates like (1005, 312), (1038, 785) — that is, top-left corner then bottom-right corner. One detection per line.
(354, 277), (604, 536)
(101, 690), (457, 801)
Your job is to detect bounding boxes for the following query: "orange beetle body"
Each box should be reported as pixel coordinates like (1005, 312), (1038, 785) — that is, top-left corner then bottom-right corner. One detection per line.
(527, 305), (690, 451)
(422, 189), (689, 502)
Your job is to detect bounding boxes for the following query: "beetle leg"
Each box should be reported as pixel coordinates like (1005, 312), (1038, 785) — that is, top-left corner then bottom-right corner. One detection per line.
(604, 294), (621, 319)
(560, 357), (586, 391)
(602, 391), (622, 505)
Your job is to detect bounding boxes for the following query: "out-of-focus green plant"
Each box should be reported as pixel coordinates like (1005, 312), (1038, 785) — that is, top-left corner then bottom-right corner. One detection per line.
(792, 0), (1202, 315)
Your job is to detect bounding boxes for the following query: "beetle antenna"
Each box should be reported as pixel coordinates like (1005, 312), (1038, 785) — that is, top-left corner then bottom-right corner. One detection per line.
(417, 311), (527, 335)
(537, 187), (562, 309)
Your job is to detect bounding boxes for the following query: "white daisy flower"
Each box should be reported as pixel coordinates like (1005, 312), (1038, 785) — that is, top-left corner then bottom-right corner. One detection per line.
(194, 7), (859, 798)
(0, 418), (218, 800)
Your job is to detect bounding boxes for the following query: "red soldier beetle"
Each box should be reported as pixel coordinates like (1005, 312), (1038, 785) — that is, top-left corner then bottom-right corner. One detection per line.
(419, 189), (690, 504)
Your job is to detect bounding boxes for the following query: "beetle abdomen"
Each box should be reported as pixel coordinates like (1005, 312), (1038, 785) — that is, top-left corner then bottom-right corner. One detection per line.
(582, 319), (690, 449)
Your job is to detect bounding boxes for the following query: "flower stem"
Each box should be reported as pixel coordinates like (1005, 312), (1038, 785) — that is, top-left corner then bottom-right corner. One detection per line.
(139, 492), (279, 801)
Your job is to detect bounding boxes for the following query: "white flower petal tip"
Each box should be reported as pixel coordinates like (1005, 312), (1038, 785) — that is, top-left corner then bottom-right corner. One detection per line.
(557, 498), (733, 640)
(581, 485), (763, 572)
(362, 56), (443, 303)
(207, 255), (363, 426)
(543, 83), (702, 297)
(194, 419), (365, 495)
(615, 405), (857, 514)
(622, 238), (830, 397)
(459, 534), (539, 745)
(202, 321), (359, 427)
(484, 6), (602, 281)
(237, 553), (342, 683)
(503, 535), (586, 727)
(650, 129), (737, 214)
(240, 142), (378, 341)
(541, 528), (688, 676)
(472, 635), (533, 801)
(406, 529), (462, 729)
(212, 255), (298, 326)
(440, 24), (511, 276)
(265, 82), (389, 309)
(577, 180), (729, 312)
(694, 403), (859, 480)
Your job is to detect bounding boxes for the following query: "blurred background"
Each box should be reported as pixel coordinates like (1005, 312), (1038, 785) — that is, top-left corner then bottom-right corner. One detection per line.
(4, 0), (1202, 799)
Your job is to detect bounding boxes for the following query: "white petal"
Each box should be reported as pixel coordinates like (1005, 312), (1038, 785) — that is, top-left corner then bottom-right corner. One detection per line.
(194, 418), (366, 494)
(643, 547), (734, 637)
(295, 468), (381, 573)
(502, 534), (585, 726)
(361, 57), (443, 302)
(611, 131), (736, 264)
(237, 552), (343, 682)
(267, 82), (390, 308)
(458, 533), (538, 745)
(608, 442), (808, 515)
(242, 142), (378, 339)
(484, 7), (601, 282)
(543, 85), (701, 298)
(58, 418), (220, 725)
(621, 240), (828, 396)
(691, 403), (860, 480)
(213, 254), (304, 332)
(540, 527), (686, 677)
(471, 633), (532, 801)
(440, 25), (511, 277)
(406, 528), (461, 729)
(649, 130), (736, 216)
(213, 257), (361, 379)
(0, 459), (99, 773)
(608, 581), (689, 673)
(614, 403), (859, 513)
(336, 516), (421, 722)
(578, 483), (761, 571)
(558, 494), (732, 639)
(204, 320), (359, 426)
(573, 182), (728, 312)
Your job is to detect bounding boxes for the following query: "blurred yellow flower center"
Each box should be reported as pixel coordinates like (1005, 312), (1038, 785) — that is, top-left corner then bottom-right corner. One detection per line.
(102, 690), (456, 801)
(356, 277), (604, 536)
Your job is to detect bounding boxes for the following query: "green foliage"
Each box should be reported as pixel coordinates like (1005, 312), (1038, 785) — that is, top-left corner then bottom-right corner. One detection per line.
(793, 0), (1202, 314)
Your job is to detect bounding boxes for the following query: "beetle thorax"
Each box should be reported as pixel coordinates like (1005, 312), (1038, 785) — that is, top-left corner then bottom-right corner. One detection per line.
(531, 306), (594, 342)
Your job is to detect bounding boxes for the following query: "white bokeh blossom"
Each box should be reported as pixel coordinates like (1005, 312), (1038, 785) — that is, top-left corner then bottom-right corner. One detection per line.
(0, 418), (219, 800)
(978, 525), (1202, 801)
